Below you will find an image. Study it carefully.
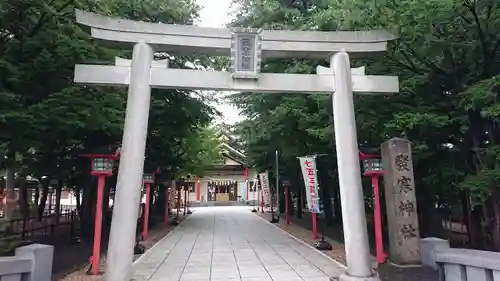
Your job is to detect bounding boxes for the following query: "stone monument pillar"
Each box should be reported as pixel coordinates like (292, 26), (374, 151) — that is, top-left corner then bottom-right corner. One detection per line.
(381, 138), (421, 265)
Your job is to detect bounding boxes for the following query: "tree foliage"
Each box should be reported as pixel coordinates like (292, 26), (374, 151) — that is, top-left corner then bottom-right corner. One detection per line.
(0, 0), (222, 245)
(229, 0), (500, 250)
(178, 126), (224, 177)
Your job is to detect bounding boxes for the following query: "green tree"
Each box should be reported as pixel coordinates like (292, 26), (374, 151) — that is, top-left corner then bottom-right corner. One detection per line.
(178, 126), (224, 177)
(0, 0), (224, 246)
(229, 0), (500, 250)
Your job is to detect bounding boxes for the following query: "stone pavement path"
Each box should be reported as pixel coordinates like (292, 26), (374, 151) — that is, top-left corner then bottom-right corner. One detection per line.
(131, 206), (344, 281)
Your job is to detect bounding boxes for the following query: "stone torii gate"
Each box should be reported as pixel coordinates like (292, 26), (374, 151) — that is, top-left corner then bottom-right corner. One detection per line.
(74, 10), (399, 281)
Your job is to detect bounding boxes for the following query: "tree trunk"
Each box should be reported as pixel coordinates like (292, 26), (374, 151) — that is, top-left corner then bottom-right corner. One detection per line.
(102, 175), (115, 238)
(19, 179), (29, 240)
(103, 177), (112, 215)
(419, 186), (442, 237)
(287, 185), (294, 215)
(332, 186), (342, 223)
(54, 179), (63, 223)
(156, 181), (166, 216)
(74, 177), (83, 240)
(4, 168), (17, 217)
(462, 192), (474, 247)
(75, 185), (81, 214)
(34, 186), (40, 210)
(297, 183), (303, 218)
(148, 184), (156, 226)
(16, 177), (29, 219)
(490, 189), (500, 251)
(37, 177), (50, 220)
(469, 206), (485, 249)
(320, 184), (333, 222)
(80, 176), (96, 244)
(483, 202), (494, 250)
(48, 191), (53, 214)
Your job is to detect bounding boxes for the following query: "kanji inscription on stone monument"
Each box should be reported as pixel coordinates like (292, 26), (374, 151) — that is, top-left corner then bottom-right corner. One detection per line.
(400, 224), (417, 239)
(398, 200), (415, 217)
(239, 37), (255, 70)
(381, 137), (421, 264)
(394, 154), (410, 171)
(397, 176), (413, 193)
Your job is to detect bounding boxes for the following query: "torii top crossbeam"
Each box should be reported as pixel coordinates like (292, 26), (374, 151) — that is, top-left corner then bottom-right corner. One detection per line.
(76, 10), (396, 58)
(74, 11), (399, 94)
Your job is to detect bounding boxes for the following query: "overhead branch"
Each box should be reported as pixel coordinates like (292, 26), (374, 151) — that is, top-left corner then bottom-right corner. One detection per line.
(464, 0), (490, 77)
(27, 0), (73, 39)
(402, 42), (447, 75)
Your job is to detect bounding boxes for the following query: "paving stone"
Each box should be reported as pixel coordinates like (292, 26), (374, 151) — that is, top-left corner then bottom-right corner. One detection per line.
(131, 206), (344, 281)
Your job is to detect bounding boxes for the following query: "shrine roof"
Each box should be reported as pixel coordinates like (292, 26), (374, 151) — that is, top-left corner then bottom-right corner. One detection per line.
(222, 143), (247, 166)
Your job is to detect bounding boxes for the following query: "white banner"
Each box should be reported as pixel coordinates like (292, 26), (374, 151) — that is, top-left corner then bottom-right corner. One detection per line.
(259, 171), (271, 205)
(298, 156), (321, 213)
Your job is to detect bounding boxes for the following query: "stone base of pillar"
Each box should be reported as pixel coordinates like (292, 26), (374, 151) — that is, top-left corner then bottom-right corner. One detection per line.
(331, 273), (380, 281)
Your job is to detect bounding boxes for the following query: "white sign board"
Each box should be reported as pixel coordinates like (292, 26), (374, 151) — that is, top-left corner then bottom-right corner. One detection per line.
(298, 156), (321, 213)
(259, 172), (271, 205)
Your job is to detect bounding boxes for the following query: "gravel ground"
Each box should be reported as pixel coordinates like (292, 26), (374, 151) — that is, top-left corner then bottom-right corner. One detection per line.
(257, 212), (439, 281)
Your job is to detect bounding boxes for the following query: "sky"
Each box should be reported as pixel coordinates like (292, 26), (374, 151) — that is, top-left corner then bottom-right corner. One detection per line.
(195, 0), (244, 125)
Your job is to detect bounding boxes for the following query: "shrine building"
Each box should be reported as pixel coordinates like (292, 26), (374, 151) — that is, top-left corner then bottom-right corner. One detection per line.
(188, 131), (258, 206)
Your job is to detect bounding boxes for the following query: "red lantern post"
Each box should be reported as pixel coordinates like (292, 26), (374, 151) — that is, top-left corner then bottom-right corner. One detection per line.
(142, 173), (155, 240)
(359, 148), (386, 264)
(80, 153), (118, 275)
